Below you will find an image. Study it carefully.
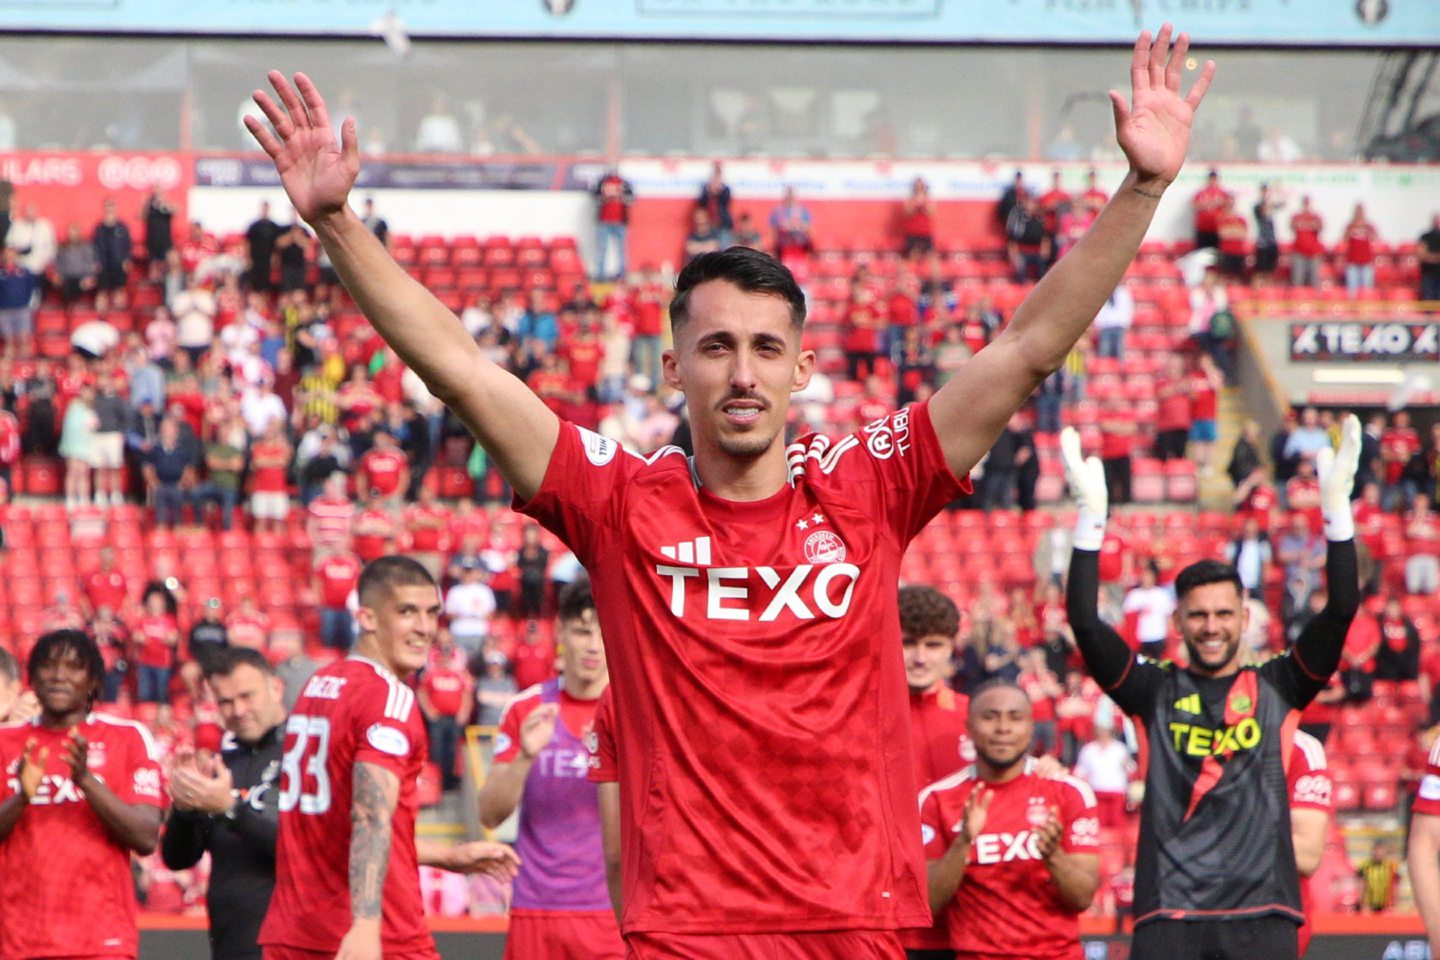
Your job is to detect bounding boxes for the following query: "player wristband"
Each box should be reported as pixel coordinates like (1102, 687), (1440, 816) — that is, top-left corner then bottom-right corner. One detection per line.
(1322, 507), (1354, 543)
(1072, 508), (1106, 553)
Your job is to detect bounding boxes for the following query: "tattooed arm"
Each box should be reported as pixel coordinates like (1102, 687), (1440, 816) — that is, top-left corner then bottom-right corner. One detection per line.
(335, 761), (400, 960)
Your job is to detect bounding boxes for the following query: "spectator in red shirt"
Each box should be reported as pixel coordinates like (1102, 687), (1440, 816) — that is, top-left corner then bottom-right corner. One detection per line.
(247, 419), (292, 532)
(1188, 353), (1224, 474)
(224, 595), (270, 650)
(592, 169), (633, 282)
(512, 619), (557, 691)
(135, 589), (180, 704)
(1342, 203), (1379, 296)
(1099, 397), (1137, 506)
(629, 268), (666, 390)
(900, 177), (935, 259)
(305, 472), (354, 552)
(1191, 168), (1229, 249)
(1017, 648), (1063, 757)
(0, 407), (19, 501)
(1216, 194), (1250, 279)
(1038, 170), (1071, 265)
(419, 629), (473, 793)
(82, 547), (130, 619)
(1289, 195), (1325, 289)
(404, 483), (451, 580)
(356, 428), (408, 510)
(312, 546), (362, 650)
(1381, 410), (1422, 510)
(1154, 353), (1192, 462)
(351, 487), (398, 564)
(1080, 169), (1108, 215)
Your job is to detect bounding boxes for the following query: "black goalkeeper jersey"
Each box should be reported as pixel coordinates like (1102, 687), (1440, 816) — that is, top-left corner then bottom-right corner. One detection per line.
(1067, 540), (1357, 928)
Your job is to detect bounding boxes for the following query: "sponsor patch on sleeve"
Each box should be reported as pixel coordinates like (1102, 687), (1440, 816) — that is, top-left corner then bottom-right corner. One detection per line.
(493, 732), (513, 756)
(1420, 774), (1440, 801)
(578, 427), (618, 466)
(366, 723), (410, 758)
(921, 824), (936, 845)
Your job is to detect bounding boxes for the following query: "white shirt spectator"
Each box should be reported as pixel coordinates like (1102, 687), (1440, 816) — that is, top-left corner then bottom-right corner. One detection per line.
(1095, 284), (1135, 331)
(1074, 736), (1133, 795)
(172, 288), (217, 352)
(220, 318), (261, 367)
(7, 214), (56, 275)
(444, 580), (496, 641)
(240, 387), (287, 438)
(1122, 584), (1176, 646)
(71, 319), (121, 359)
(415, 112), (463, 153)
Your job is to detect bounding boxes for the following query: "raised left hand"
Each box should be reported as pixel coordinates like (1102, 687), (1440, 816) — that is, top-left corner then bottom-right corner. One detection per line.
(1110, 24), (1215, 186)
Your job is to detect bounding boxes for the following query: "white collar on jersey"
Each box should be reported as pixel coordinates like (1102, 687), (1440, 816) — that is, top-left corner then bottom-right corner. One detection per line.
(347, 653), (399, 682)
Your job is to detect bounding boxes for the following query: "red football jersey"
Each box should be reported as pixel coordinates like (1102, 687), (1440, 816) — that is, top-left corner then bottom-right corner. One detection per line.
(519, 402), (968, 934)
(315, 553), (363, 609)
(85, 569), (129, 613)
(1413, 736), (1440, 817)
(587, 688), (618, 784)
(0, 714), (164, 960)
(360, 449), (407, 497)
(903, 685), (973, 951)
(1288, 730), (1331, 957)
(260, 656), (434, 956)
(919, 761), (1099, 959)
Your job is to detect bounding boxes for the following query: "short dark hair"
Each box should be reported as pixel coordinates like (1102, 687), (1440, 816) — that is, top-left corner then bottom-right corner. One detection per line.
(557, 578), (595, 626)
(204, 646), (277, 682)
(358, 555), (437, 608)
(968, 678), (1030, 715)
(669, 247), (806, 335)
(898, 585), (959, 642)
(28, 629), (104, 693)
(1174, 559), (1245, 602)
(0, 647), (19, 684)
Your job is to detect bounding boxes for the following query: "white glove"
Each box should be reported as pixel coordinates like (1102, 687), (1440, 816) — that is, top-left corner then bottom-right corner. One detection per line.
(1060, 427), (1108, 551)
(1316, 413), (1361, 542)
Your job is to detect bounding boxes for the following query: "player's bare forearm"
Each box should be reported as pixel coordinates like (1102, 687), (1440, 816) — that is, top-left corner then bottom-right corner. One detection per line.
(476, 759), (531, 829)
(926, 837), (970, 915)
(349, 761), (400, 922)
(930, 174), (1164, 475)
(0, 793), (29, 842)
(1292, 808), (1327, 877)
(1409, 816), (1440, 945)
(310, 207), (558, 500)
(598, 782), (623, 924)
(78, 774), (161, 854)
(414, 838), (454, 869)
(1045, 851), (1101, 912)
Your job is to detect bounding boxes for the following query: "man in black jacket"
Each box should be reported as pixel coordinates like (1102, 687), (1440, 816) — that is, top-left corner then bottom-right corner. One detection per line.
(162, 647), (285, 960)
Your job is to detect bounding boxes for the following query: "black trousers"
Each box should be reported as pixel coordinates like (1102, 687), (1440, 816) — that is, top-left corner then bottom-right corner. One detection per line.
(1131, 916), (1298, 960)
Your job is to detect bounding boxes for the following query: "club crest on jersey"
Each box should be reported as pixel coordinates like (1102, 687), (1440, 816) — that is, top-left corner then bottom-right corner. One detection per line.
(86, 740), (107, 770)
(803, 529), (847, 564)
(583, 725), (598, 755)
(1025, 798), (1049, 828)
(1229, 693), (1253, 714)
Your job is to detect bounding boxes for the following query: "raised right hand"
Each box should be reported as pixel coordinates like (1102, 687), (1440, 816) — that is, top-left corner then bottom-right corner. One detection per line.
(519, 704), (559, 760)
(246, 72), (359, 225)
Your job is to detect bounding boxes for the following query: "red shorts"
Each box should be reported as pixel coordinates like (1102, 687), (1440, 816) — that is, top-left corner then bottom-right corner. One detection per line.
(264, 945), (437, 960)
(626, 930), (903, 959)
(505, 909), (624, 960)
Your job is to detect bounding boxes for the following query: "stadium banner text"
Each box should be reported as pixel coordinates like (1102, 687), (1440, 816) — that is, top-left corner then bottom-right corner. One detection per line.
(2, 0), (1436, 46)
(0, 152), (192, 235)
(1290, 321), (1440, 363)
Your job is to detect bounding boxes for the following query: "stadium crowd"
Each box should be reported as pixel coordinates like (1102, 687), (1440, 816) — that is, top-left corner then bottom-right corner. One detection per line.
(0, 161), (1437, 936)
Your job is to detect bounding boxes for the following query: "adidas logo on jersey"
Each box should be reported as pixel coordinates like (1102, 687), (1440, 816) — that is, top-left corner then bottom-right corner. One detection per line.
(1173, 694), (1202, 715)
